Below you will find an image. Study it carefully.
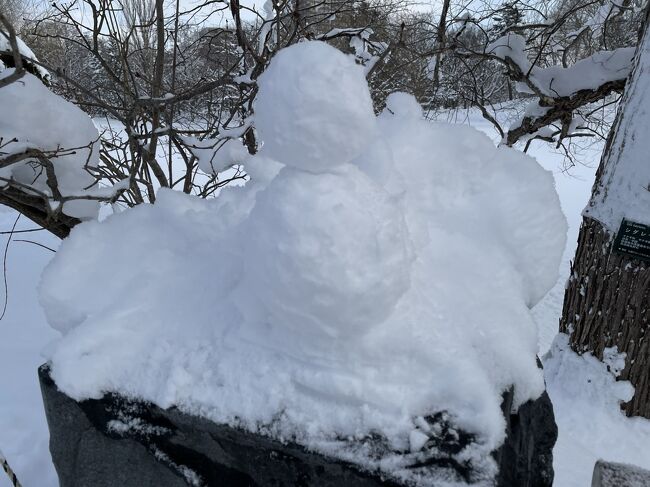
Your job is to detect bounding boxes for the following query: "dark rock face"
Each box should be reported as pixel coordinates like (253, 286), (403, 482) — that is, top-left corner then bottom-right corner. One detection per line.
(39, 365), (557, 487)
(496, 388), (557, 487)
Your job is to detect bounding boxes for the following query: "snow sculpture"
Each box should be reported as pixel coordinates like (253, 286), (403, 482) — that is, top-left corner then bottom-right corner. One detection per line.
(246, 42), (412, 340)
(40, 40), (568, 485)
(384, 91), (423, 119)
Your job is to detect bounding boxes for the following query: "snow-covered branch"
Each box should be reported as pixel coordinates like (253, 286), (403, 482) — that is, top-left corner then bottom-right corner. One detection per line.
(487, 33), (634, 99)
(0, 21), (128, 237)
(468, 32), (635, 146)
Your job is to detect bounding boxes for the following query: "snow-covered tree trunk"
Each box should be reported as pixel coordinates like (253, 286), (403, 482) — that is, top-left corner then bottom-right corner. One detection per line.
(560, 5), (650, 418)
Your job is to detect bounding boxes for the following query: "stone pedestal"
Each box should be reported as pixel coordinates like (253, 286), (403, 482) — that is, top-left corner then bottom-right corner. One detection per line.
(39, 365), (557, 487)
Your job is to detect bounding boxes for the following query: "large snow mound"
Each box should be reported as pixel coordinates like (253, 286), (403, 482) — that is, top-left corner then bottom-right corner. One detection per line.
(40, 42), (566, 484)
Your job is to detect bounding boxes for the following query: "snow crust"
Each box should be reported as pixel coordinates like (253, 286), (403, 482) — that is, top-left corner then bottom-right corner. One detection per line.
(0, 71), (100, 219)
(40, 42), (566, 482)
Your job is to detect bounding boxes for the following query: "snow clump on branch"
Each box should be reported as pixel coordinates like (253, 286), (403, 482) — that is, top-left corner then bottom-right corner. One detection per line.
(0, 71), (101, 219)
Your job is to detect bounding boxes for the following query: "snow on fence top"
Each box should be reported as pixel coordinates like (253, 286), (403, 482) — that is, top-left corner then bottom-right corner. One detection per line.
(40, 41), (567, 484)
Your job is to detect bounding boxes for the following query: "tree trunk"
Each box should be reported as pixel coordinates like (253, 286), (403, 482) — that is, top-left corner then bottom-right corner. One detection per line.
(560, 6), (650, 418)
(560, 218), (650, 417)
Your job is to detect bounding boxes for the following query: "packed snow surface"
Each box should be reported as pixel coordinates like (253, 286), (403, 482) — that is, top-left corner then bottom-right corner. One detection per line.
(40, 42), (566, 483)
(543, 334), (650, 487)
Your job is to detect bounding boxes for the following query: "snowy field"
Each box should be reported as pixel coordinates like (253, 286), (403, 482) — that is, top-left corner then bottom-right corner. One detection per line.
(1, 107), (649, 486)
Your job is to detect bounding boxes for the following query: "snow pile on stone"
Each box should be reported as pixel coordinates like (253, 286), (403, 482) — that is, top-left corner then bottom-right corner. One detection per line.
(592, 460), (650, 487)
(0, 69), (101, 219)
(40, 41), (566, 484)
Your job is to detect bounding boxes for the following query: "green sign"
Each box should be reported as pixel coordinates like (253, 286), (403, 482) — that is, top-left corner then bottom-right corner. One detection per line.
(613, 219), (650, 263)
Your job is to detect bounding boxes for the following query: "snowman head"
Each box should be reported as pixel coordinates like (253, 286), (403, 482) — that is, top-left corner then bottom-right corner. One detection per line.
(383, 92), (423, 119)
(254, 41), (377, 173)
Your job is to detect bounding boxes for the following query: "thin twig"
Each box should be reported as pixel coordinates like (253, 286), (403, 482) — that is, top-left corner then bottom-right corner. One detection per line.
(0, 228), (45, 235)
(13, 239), (56, 253)
(0, 214), (19, 321)
(0, 447), (22, 487)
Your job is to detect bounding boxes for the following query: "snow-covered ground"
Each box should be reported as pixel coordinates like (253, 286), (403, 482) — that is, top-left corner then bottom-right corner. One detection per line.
(0, 211), (60, 487)
(0, 104), (649, 486)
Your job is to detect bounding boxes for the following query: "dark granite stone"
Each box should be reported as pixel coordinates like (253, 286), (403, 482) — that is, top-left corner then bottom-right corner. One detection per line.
(495, 387), (557, 487)
(39, 364), (557, 487)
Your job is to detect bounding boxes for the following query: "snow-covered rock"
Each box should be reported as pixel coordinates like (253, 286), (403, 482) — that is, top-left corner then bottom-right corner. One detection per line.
(39, 41), (566, 484)
(592, 460), (650, 487)
(39, 364), (557, 487)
